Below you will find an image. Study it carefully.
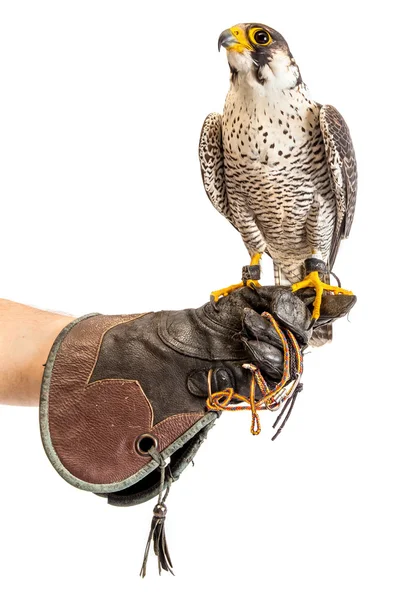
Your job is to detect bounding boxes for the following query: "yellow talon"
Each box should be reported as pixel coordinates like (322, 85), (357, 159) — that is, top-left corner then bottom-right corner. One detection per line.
(291, 270), (353, 321)
(210, 279), (261, 303)
(246, 279), (261, 289)
(211, 253), (262, 303)
(210, 282), (244, 302)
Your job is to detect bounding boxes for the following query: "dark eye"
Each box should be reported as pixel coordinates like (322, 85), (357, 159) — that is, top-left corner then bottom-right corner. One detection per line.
(249, 28), (272, 46)
(255, 30), (269, 44)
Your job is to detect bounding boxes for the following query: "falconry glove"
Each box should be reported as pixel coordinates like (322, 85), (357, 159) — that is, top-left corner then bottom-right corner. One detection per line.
(39, 285), (355, 575)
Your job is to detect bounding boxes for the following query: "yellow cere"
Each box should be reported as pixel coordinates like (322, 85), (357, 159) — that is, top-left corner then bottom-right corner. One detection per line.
(228, 25), (252, 52)
(248, 27), (272, 46)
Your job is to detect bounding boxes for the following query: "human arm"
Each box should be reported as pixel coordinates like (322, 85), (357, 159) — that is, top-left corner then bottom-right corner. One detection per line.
(0, 298), (74, 406)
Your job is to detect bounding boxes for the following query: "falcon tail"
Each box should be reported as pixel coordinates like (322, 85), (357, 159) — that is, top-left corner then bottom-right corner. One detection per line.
(309, 323), (333, 347)
(274, 263), (282, 286)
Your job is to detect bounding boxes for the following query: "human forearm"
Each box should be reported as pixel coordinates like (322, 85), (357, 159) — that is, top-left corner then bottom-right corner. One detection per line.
(0, 299), (74, 406)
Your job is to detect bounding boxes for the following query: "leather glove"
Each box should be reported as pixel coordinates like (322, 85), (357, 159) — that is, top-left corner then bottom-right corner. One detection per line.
(40, 286), (355, 508)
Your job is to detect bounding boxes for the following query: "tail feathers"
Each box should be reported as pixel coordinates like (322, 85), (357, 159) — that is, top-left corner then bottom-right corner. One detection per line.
(273, 263), (292, 286)
(274, 263), (281, 286)
(309, 323), (333, 347)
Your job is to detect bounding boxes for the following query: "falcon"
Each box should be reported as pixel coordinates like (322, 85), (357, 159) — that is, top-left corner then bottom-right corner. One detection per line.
(199, 23), (357, 345)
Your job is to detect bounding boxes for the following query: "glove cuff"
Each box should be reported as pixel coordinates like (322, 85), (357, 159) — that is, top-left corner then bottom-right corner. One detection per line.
(39, 313), (216, 502)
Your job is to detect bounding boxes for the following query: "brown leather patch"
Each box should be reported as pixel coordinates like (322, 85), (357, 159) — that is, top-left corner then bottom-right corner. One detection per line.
(48, 315), (204, 485)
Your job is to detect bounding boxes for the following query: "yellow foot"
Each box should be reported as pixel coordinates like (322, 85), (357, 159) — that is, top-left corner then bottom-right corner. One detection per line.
(210, 280), (261, 303)
(210, 282), (244, 303)
(250, 252), (262, 266)
(211, 252), (263, 303)
(291, 270), (353, 321)
(246, 279), (261, 289)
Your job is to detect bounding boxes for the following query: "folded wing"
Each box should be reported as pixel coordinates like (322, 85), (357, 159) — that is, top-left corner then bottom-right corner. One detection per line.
(320, 104), (358, 269)
(199, 112), (238, 230)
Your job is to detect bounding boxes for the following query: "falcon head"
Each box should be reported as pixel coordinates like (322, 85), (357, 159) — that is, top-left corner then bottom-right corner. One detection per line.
(218, 23), (302, 90)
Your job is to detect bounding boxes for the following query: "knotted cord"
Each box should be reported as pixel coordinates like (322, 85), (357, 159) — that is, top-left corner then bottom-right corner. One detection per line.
(206, 311), (304, 437)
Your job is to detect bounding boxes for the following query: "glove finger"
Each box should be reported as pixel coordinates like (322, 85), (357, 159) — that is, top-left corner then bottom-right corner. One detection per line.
(241, 307), (284, 380)
(242, 307), (283, 350)
(241, 338), (284, 381)
(206, 286), (270, 331)
(187, 367), (235, 397)
(294, 289), (357, 324)
(236, 285), (276, 310)
(237, 286), (311, 344)
(270, 289), (311, 344)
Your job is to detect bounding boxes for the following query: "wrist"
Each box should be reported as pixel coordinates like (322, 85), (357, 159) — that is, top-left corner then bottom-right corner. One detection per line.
(0, 299), (74, 406)
(27, 314), (75, 406)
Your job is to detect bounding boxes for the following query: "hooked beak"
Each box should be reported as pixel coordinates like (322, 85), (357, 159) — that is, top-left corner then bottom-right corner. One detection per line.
(218, 29), (237, 51)
(218, 26), (252, 53)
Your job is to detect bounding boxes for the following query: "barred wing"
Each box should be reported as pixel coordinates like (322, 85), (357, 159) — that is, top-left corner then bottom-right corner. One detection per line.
(199, 112), (237, 230)
(320, 105), (358, 268)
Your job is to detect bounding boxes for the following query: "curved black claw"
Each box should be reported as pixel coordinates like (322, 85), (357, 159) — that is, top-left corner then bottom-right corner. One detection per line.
(308, 317), (316, 331)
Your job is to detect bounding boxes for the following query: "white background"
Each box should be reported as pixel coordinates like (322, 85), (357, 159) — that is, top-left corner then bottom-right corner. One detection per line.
(0, 1), (400, 598)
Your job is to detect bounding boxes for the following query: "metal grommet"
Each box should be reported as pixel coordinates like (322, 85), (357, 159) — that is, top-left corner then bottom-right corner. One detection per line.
(135, 433), (158, 456)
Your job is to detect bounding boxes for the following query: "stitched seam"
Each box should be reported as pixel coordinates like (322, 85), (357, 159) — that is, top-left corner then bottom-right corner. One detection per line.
(86, 314), (149, 385)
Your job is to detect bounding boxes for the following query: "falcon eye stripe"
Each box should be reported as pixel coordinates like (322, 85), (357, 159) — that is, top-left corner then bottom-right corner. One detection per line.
(249, 27), (272, 46)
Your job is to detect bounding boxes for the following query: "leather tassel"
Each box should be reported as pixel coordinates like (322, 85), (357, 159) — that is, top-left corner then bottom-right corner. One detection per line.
(140, 502), (174, 577)
(140, 449), (174, 577)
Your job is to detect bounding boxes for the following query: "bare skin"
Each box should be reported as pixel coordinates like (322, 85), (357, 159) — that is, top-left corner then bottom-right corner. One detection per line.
(0, 299), (74, 406)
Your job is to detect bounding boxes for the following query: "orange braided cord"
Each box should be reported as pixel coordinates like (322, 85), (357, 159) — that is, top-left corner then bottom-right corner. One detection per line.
(206, 312), (303, 435)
